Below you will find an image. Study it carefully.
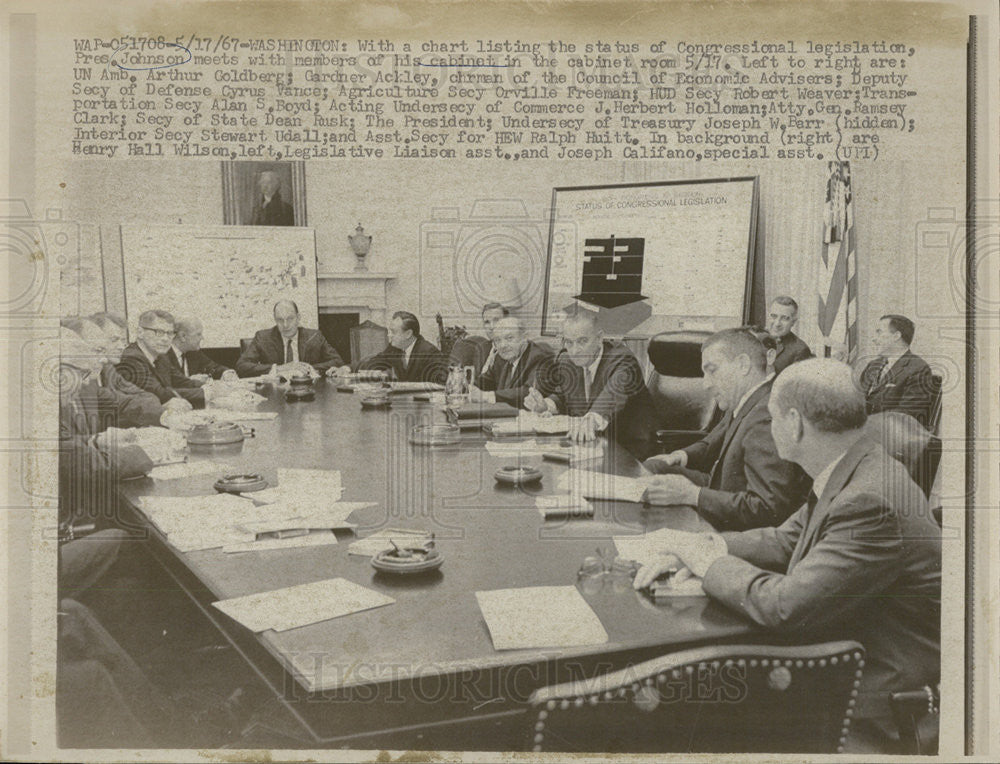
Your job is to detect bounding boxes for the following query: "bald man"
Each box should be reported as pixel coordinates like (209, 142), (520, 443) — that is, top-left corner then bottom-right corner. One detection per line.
(169, 317), (237, 382)
(237, 300), (348, 377)
(469, 317), (554, 408)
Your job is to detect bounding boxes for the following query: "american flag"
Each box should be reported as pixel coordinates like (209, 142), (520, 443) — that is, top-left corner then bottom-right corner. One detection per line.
(817, 161), (857, 362)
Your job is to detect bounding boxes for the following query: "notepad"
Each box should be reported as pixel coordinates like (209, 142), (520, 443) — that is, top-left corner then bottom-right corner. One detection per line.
(347, 528), (432, 557)
(491, 413), (571, 436)
(222, 530), (340, 554)
(475, 586), (608, 650)
(557, 469), (650, 503)
(212, 578), (395, 633)
(536, 495), (594, 519)
(148, 461), (234, 481)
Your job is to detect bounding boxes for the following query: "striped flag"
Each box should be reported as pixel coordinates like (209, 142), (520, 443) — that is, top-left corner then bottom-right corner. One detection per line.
(817, 161), (858, 363)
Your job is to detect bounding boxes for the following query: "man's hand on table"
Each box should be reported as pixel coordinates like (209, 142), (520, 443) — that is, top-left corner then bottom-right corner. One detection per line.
(643, 473), (701, 507)
(645, 449), (688, 469)
(325, 365), (353, 378)
(632, 531), (728, 589)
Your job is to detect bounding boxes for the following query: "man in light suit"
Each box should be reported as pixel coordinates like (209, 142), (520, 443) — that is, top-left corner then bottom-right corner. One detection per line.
(767, 296), (813, 374)
(236, 300), (349, 378)
(116, 310), (204, 408)
(634, 359), (941, 753)
(526, 311), (658, 459)
(468, 317), (554, 409)
(643, 328), (812, 530)
(168, 317), (238, 382)
(860, 314), (937, 428)
(357, 311), (448, 384)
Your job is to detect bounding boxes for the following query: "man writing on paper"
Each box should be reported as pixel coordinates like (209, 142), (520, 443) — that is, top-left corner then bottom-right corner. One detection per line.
(642, 328), (811, 530)
(633, 359), (940, 753)
(525, 312), (657, 459)
(168, 317), (238, 383)
(236, 300), (350, 378)
(468, 317), (554, 409)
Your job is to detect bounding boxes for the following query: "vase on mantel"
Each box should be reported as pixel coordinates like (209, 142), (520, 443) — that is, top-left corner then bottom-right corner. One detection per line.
(348, 223), (372, 272)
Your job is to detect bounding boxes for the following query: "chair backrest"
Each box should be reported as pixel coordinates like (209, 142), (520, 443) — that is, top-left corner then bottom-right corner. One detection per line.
(646, 331), (716, 431)
(927, 373), (943, 434)
(864, 411), (942, 502)
(239, 338), (253, 353)
(527, 641), (865, 754)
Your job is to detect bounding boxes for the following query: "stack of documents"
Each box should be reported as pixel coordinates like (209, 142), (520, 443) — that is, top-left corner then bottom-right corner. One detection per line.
(485, 439), (547, 458)
(491, 413), (571, 436)
(556, 469), (651, 503)
(249, 468), (344, 505)
(141, 493), (265, 552)
(202, 409), (278, 422)
(213, 578), (395, 632)
(475, 586), (608, 649)
(536, 495), (594, 519)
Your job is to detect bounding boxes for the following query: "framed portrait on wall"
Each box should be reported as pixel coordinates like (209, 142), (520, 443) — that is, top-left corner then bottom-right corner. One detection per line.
(221, 160), (307, 226)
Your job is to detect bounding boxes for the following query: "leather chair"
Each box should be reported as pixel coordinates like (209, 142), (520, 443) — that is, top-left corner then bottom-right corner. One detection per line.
(239, 338), (253, 354)
(527, 641), (865, 753)
(927, 373), (943, 434)
(889, 682), (939, 754)
(646, 331), (719, 452)
(863, 411), (942, 507)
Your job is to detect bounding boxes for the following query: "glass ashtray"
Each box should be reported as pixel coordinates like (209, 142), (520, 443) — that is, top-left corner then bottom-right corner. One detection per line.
(409, 423), (461, 446)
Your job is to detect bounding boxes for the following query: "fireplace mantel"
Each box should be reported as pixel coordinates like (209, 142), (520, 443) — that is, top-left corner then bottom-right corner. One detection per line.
(317, 271), (398, 325)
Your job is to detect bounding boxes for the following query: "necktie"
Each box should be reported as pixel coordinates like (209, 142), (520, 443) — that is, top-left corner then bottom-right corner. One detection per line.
(481, 347), (497, 375)
(285, 338), (293, 364)
(870, 357), (889, 392)
(584, 366), (593, 401)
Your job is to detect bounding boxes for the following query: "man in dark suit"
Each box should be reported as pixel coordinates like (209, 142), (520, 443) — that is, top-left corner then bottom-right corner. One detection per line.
(526, 312), (658, 459)
(643, 328), (812, 530)
(448, 302), (508, 382)
(60, 336), (160, 529)
(357, 311), (448, 384)
(250, 170), (294, 226)
(860, 314), (937, 428)
(468, 317), (554, 409)
(236, 300), (349, 378)
(634, 359), (940, 753)
(116, 310), (205, 408)
(169, 317), (238, 382)
(767, 296), (813, 374)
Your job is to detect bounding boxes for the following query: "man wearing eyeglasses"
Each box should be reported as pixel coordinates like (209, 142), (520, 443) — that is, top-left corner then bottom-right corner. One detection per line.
(116, 310), (205, 408)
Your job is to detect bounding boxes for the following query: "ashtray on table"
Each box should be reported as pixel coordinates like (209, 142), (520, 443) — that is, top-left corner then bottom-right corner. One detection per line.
(494, 465), (543, 485)
(409, 423), (461, 446)
(214, 473), (268, 493)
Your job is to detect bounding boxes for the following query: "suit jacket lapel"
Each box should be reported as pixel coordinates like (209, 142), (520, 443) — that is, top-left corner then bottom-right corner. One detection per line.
(788, 438), (872, 568)
(716, 382), (770, 466)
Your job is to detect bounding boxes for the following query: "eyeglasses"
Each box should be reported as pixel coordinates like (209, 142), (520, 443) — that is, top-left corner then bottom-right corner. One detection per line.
(577, 548), (639, 580)
(140, 325), (175, 338)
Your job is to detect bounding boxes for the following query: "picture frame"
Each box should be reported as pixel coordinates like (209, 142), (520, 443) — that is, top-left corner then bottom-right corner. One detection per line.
(221, 160), (307, 226)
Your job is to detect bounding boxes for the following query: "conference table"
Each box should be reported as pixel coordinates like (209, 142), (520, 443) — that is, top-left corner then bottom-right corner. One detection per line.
(119, 380), (760, 750)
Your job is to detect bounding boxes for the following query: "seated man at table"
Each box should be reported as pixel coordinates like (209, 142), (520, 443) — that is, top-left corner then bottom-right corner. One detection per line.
(468, 316), (554, 408)
(90, 311), (128, 359)
(525, 311), (657, 459)
(63, 317), (154, 402)
(237, 300), (349, 378)
(643, 328), (811, 530)
(767, 295), (813, 374)
(357, 310), (448, 384)
(116, 310), (204, 408)
(633, 359), (941, 754)
(859, 313), (936, 428)
(169, 316), (238, 383)
(449, 302), (508, 382)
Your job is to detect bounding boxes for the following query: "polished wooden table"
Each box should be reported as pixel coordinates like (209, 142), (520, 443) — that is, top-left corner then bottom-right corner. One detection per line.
(119, 381), (757, 748)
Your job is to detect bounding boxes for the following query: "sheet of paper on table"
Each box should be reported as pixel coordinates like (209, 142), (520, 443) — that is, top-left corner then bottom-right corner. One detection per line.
(147, 461), (235, 481)
(347, 528), (432, 557)
(237, 502), (371, 535)
(556, 469), (651, 503)
(250, 468), (344, 504)
(485, 439), (546, 457)
(202, 408), (279, 422)
(476, 586), (609, 650)
(613, 535), (682, 567)
(491, 413), (571, 436)
(223, 530), (339, 554)
(140, 493), (267, 551)
(212, 578), (395, 632)
(390, 381), (445, 392)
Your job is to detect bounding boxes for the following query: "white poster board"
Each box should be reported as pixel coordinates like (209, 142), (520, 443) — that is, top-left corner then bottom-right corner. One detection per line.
(543, 178), (758, 338)
(120, 225), (319, 347)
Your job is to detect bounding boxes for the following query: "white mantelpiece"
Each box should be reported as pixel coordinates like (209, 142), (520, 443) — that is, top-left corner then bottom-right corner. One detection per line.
(317, 271), (397, 325)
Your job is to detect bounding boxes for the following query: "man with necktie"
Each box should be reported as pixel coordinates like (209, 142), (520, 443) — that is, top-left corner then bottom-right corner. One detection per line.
(767, 296), (813, 374)
(236, 300), (349, 378)
(525, 311), (657, 459)
(633, 359), (940, 753)
(859, 314), (936, 428)
(168, 317), (238, 382)
(642, 328), (812, 530)
(448, 302), (508, 382)
(116, 310), (205, 408)
(468, 316), (554, 408)
(358, 311), (448, 384)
